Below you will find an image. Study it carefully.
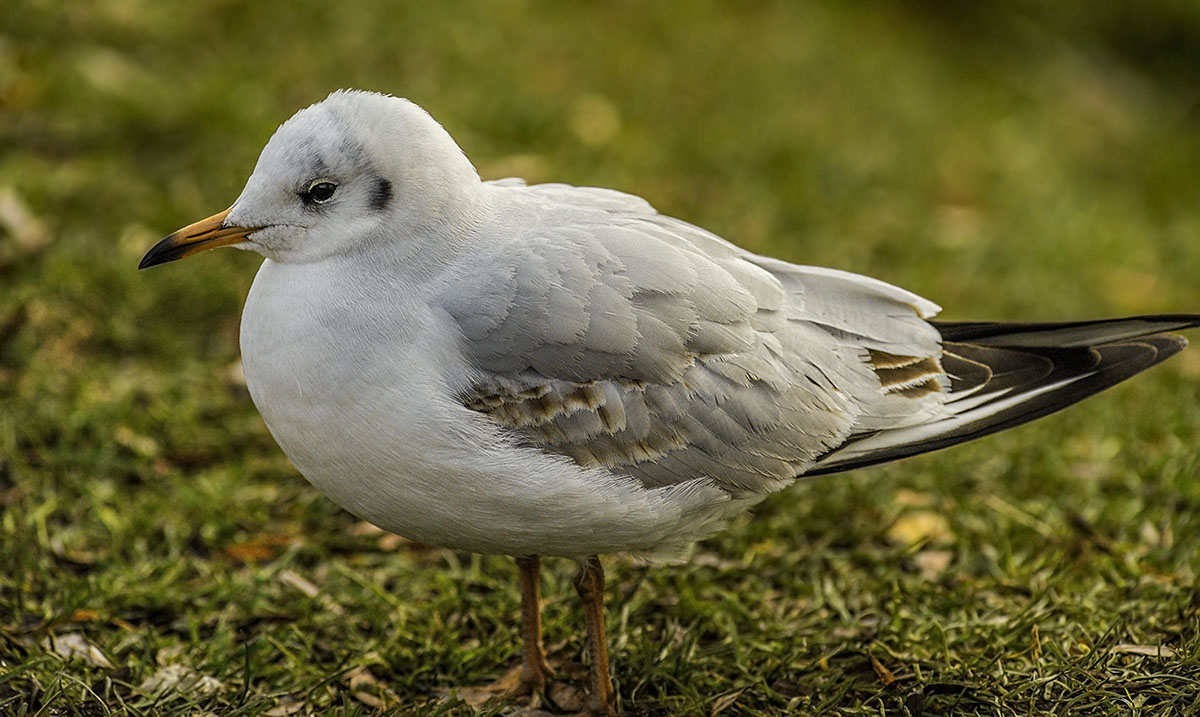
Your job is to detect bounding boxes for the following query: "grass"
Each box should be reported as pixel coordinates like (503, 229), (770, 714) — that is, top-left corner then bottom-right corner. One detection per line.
(4, 1), (1200, 714)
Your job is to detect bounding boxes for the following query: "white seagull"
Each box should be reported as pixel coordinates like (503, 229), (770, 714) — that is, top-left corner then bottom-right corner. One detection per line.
(140, 90), (1199, 714)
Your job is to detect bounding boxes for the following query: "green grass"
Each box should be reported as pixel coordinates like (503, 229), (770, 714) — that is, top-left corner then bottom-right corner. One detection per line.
(4, 1), (1200, 714)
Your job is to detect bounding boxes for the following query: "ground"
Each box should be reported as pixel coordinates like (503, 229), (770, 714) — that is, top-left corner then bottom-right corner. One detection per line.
(3, 2), (1200, 715)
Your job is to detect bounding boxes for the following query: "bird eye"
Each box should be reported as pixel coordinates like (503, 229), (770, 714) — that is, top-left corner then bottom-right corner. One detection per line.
(304, 181), (338, 204)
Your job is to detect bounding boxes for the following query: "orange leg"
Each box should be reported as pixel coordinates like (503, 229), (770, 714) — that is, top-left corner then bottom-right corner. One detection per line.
(446, 557), (556, 708)
(574, 556), (616, 715)
(515, 555), (554, 690)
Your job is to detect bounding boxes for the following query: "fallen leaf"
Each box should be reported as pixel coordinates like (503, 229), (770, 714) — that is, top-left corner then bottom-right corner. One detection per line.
(892, 489), (935, 508)
(347, 521), (384, 536)
(548, 681), (586, 712)
(43, 632), (114, 669)
(442, 664), (538, 709)
(0, 186), (51, 268)
(114, 425), (160, 458)
(222, 534), (294, 563)
(342, 664), (399, 708)
(913, 549), (953, 580)
(278, 569), (320, 598)
(870, 653), (897, 686)
(1112, 643), (1176, 658)
(887, 510), (951, 545)
(346, 665), (380, 690)
(264, 697), (307, 716)
(139, 664), (225, 696)
(156, 644), (186, 664)
(710, 687), (746, 715)
(378, 533), (408, 551)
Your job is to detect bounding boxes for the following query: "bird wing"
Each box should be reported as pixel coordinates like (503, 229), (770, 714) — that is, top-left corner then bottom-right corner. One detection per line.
(439, 182), (947, 496)
(809, 315), (1199, 474)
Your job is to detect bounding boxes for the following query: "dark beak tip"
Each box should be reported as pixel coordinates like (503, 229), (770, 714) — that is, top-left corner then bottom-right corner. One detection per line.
(136, 210), (246, 271)
(137, 234), (180, 270)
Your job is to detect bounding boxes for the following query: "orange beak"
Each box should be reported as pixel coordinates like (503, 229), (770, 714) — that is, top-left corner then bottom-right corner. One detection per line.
(138, 208), (256, 269)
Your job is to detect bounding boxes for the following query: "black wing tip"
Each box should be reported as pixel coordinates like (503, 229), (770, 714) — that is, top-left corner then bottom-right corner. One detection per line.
(808, 329), (1192, 477)
(932, 314), (1200, 343)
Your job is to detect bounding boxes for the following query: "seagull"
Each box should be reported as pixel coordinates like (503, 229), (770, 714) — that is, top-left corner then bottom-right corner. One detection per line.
(140, 90), (1199, 714)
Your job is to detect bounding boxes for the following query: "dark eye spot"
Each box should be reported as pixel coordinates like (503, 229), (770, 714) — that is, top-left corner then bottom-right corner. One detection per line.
(302, 181), (338, 205)
(369, 178), (393, 211)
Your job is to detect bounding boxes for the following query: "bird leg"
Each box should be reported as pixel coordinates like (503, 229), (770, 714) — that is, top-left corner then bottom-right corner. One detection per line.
(574, 556), (616, 714)
(445, 556), (555, 708)
(515, 555), (555, 691)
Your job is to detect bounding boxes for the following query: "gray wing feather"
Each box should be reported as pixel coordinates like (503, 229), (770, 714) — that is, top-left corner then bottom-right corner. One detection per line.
(442, 183), (946, 496)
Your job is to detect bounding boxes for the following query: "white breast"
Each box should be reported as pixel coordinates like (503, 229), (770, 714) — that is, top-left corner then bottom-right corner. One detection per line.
(238, 258), (744, 561)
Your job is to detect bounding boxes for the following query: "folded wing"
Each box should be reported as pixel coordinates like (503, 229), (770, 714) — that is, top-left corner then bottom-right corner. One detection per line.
(441, 183), (948, 496)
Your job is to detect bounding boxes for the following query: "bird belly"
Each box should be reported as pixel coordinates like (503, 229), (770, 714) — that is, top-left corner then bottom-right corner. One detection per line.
(239, 262), (742, 560)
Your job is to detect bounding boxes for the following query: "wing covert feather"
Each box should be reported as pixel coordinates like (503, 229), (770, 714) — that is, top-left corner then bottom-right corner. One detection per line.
(443, 183), (946, 495)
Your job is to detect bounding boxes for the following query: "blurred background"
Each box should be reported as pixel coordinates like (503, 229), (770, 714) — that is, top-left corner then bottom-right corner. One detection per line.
(3, 1), (1200, 714)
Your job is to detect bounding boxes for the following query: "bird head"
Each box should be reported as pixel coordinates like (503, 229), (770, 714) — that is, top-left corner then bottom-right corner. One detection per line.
(139, 90), (481, 269)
